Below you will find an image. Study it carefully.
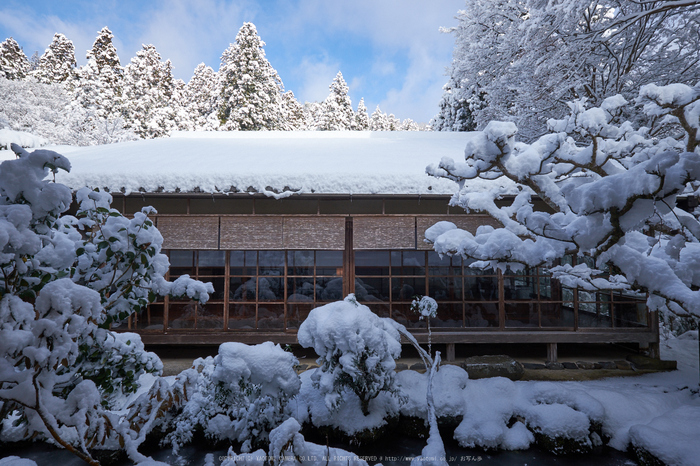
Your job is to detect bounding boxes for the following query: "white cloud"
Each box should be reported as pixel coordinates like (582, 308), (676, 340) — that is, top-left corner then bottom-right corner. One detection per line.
(0, 7), (96, 62)
(292, 56), (340, 103)
(135, 0), (250, 79)
(371, 59), (396, 77)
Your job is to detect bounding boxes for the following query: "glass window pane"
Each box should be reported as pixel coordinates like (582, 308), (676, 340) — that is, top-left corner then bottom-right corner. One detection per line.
(429, 277), (462, 301)
(287, 303), (314, 329)
(392, 303), (425, 329)
(258, 304), (284, 329)
(505, 302), (537, 327)
(430, 303), (463, 328)
(197, 303), (223, 329)
(355, 251), (390, 276)
(259, 251), (285, 276)
(392, 250), (425, 275)
(428, 251), (461, 275)
(167, 302), (198, 329)
(287, 277), (315, 302)
(169, 250), (194, 276)
(578, 301), (612, 327)
(355, 277), (390, 301)
(365, 302), (390, 318)
(316, 277), (343, 301)
(205, 277), (225, 300)
(540, 303), (572, 327)
(198, 251), (225, 276)
(465, 275), (498, 300)
(258, 277), (284, 301)
(228, 303), (256, 330)
(392, 277), (426, 300)
(504, 270), (536, 300)
(289, 250), (314, 276)
(135, 303), (164, 330)
(465, 302), (499, 328)
(230, 250), (256, 275)
(614, 301), (648, 327)
(230, 277), (256, 301)
(317, 251), (343, 276)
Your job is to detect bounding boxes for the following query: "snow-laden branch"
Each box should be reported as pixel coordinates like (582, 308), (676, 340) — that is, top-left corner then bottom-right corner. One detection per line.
(427, 83), (700, 317)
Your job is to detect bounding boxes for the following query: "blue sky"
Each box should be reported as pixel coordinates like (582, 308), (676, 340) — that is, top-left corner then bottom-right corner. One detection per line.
(0, 0), (463, 123)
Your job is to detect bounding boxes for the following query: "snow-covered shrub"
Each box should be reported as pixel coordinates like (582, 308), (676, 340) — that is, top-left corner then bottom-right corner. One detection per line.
(297, 294), (402, 416)
(0, 144), (211, 465)
(0, 78), (137, 146)
(267, 418), (369, 466)
(166, 342), (300, 451)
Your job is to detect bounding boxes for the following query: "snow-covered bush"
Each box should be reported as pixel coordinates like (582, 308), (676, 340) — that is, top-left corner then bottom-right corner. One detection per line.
(427, 82), (700, 319)
(0, 144), (211, 465)
(166, 342), (300, 452)
(267, 418), (369, 466)
(297, 294), (402, 416)
(0, 78), (136, 146)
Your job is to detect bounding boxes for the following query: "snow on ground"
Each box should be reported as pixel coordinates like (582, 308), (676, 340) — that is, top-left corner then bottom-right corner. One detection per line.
(0, 131), (518, 197)
(3, 333), (698, 465)
(0, 128), (47, 150)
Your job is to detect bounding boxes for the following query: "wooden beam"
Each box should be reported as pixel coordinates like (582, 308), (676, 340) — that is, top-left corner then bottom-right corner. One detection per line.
(134, 329), (657, 346)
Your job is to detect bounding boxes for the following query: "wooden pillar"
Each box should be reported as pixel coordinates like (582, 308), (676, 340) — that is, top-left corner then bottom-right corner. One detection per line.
(547, 343), (558, 363)
(446, 343), (456, 362)
(648, 342), (660, 360)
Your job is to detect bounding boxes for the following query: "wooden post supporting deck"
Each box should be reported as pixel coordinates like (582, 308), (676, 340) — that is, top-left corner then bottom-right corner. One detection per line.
(547, 343), (558, 364)
(446, 343), (456, 362)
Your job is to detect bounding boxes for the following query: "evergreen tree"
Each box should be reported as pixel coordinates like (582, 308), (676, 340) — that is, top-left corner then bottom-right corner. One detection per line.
(355, 98), (370, 130)
(400, 118), (420, 131)
(34, 33), (77, 83)
(432, 79), (477, 131)
(302, 101), (324, 130)
(75, 27), (123, 120)
(0, 37), (30, 80)
(369, 106), (390, 131)
(217, 22), (286, 131)
(318, 71), (355, 131)
(122, 44), (177, 138)
(185, 63), (219, 131)
(387, 113), (400, 131)
(281, 90), (307, 130)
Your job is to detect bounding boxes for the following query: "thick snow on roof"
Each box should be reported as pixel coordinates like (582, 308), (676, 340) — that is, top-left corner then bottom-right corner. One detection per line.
(19, 131), (514, 197)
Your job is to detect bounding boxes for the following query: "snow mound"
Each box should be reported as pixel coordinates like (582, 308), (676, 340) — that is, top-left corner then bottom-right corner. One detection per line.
(629, 406), (700, 466)
(0, 128), (47, 150)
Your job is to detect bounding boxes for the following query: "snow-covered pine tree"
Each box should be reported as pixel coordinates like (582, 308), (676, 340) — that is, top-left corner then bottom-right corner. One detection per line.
(217, 22), (286, 131)
(0, 37), (30, 80)
(400, 118), (420, 131)
(432, 78), (478, 131)
(387, 113), (400, 131)
(303, 101), (324, 130)
(318, 71), (355, 131)
(33, 33), (77, 84)
(122, 44), (177, 138)
(281, 90), (307, 130)
(355, 98), (370, 131)
(185, 63), (219, 131)
(73, 27), (125, 132)
(369, 106), (390, 131)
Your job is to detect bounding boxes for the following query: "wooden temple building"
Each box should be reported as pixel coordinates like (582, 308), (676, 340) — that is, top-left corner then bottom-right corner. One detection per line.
(57, 132), (658, 361)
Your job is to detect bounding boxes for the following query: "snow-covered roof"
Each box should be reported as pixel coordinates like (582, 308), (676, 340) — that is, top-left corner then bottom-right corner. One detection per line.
(28, 131), (514, 198)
